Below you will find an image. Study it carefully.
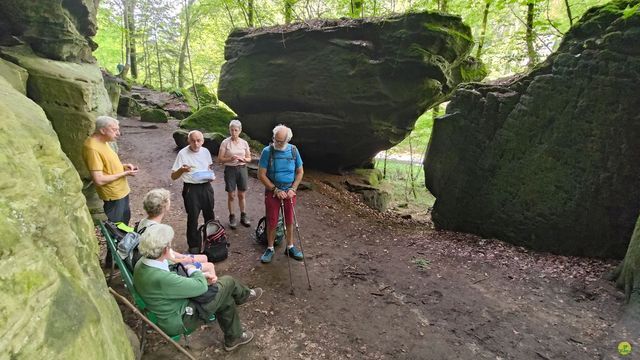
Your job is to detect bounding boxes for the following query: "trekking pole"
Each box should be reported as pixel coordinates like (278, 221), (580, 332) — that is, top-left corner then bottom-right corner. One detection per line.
(291, 198), (312, 290)
(281, 199), (295, 296)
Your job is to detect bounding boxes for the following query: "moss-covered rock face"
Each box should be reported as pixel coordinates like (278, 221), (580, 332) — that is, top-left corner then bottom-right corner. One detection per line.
(219, 12), (481, 171)
(179, 102), (237, 133)
(0, 0), (98, 63)
(0, 77), (133, 359)
(0, 46), (112, 179)
(140, 108), (168, 123)
(0, 58), (28, 94)
(118, 93), (142, 117)
(186, 83), (218, 109)
(424, 0), (640, 258)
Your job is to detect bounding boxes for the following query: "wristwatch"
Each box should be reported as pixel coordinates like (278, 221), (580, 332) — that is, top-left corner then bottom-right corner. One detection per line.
(271, 185), (277, 192)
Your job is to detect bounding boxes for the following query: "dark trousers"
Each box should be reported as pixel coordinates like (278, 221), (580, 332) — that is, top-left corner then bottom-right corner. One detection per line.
(182, 182), (215, 250)
(103, 194), (131, 265)
(103, 194), (131, 224)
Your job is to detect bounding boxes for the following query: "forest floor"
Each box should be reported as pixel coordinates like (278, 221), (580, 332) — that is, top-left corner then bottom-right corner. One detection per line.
(104, 115), (635, 360)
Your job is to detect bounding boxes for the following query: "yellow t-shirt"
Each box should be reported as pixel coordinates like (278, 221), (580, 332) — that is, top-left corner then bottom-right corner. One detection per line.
(82, 136), (130, 201)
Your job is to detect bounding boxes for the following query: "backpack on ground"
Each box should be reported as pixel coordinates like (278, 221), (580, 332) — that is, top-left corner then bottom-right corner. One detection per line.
(255, 215), (284, 246)
(199, 219), (229, 263)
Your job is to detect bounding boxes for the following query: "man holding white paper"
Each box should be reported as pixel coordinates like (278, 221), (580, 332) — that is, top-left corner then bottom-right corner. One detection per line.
(171, 130), (216, 254)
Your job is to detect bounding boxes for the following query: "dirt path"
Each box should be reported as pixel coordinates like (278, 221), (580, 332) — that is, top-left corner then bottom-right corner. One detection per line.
(110, 116), (630, 360)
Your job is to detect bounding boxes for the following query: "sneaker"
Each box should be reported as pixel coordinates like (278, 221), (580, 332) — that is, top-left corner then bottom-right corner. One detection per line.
(240, 212), (251, 227)
(284, 246), (304, 261)
(229, 214), (237, 229)
(260, 248), (274, 263)
(239, 288), (263, 306)
(224, 330), (254, 351)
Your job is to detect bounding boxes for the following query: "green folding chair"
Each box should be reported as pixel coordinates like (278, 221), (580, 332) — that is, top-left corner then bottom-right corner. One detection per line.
(98, 221), (214, 353)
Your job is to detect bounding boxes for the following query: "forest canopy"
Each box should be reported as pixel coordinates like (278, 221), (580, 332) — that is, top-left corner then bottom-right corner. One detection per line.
(94, 0), (609, 92)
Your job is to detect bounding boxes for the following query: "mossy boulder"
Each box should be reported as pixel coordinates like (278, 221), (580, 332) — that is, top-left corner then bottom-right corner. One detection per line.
(354, 168), (383, 187)
(117, 93), (141, 117)
(424, 0), (640, 258)
(140, 108), (168, 123)
(362, 188), (392, 212)
(179, 102), (237, 133)
(0, 46), (112, 179)
(185, 83), (218, 109)
(0, 76), (134, 359)
(219, 12), (483, 171)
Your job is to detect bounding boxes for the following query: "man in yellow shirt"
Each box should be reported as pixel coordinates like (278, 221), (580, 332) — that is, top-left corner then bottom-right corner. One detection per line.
(83, 115), (139, 225)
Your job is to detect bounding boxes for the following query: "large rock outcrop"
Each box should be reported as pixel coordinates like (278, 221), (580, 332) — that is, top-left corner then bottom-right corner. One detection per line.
(219, 12), (483, 171)
(0, 76), (133, 358)
(0, 46), (113, 179)
(424, 0), (640, 258)
(0, 0), (98, 63)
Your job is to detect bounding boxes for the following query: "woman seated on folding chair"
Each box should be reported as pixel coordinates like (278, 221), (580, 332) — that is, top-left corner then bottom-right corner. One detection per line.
(137, 188), (215, 276)
(134, 223), (263, 351)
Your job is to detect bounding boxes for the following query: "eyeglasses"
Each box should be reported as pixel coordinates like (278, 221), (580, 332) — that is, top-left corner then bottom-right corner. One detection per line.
(273, 137), (286, 144)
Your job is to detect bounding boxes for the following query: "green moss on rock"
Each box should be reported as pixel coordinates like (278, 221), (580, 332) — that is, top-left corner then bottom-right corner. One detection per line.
(0, 76), (134, 359)
(140, 108), (168, 123)
(179, 102), (237, 133)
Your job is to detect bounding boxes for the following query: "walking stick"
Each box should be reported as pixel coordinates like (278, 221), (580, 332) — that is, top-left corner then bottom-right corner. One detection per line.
(109, 287), (197, 360)
(291, 197), (312, 290)
(281, 199), (295, 295)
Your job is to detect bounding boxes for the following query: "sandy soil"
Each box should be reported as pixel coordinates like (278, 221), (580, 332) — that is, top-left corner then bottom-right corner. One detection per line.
(105, 115), (633, 360)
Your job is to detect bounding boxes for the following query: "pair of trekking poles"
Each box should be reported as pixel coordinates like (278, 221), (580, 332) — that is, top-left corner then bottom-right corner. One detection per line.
(279, 198), (312, 295)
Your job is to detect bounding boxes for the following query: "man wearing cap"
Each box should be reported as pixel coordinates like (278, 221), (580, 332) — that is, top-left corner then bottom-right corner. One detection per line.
(171, 130), (216, 254)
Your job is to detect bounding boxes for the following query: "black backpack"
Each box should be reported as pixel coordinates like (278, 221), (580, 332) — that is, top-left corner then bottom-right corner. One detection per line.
(199, 219), (229, 262)
(255, 215), (284, 246)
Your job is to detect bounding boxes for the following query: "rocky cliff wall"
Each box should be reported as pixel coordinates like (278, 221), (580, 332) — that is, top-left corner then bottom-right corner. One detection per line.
(0, 75), (133, 359)
(424, 0), (640, 258)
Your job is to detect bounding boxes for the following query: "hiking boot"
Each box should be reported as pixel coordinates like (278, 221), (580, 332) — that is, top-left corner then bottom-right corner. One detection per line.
(240, 212), (251, 227)
(260, 248), (274, 263)
(229, 214), (237, 229)
(284, 246), (304, 261)
(239, 288), (263, 306)
(188, 247), (200, 255)
(224, 330), (254, 351)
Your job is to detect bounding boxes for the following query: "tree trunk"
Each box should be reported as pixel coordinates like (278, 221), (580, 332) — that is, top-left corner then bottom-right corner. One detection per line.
(284, 0), (297, 24)
(248, 0), (255, 27)
(614, 215), (640, 305)
(125, 0), (138, 79)
(184, 0), (200, 109)
(611, 214), (640, 330)
(438, 0), (448, 12)
(223, 0), (236, 28)
(155, 37), (163, 91)
(350, 0), (364, 17)
(178, 0), (195, 88)
(525, 0), (537, 69)
(563, 0), (573, 27)
(476, 0), (491, 59)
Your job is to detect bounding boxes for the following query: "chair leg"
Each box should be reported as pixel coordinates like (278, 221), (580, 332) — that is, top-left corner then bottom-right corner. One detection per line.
(139, 322), (147, 357)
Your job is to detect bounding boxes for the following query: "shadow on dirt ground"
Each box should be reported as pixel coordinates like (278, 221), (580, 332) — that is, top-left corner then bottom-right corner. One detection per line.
(102, 116), (631, 360)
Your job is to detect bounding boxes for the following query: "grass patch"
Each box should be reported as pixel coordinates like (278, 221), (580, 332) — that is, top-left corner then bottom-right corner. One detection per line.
(412, 257), (431, 270)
